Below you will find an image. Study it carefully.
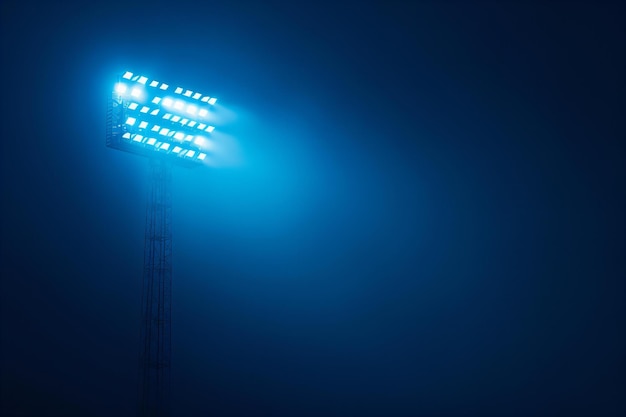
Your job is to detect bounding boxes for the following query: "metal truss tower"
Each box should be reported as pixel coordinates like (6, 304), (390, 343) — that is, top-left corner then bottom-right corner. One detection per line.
(106, 70), (219, 417)
(138, 158), (173, 417)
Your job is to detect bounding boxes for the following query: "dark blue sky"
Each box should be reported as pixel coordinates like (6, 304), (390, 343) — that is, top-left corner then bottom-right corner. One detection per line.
(1, 1), (624, 416)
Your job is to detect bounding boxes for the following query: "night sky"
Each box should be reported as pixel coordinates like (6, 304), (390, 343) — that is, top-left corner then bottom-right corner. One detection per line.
(1, 1), (625, 416)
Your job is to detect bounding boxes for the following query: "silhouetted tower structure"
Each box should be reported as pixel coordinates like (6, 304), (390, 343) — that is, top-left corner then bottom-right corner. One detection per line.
(106, 71), (218, 417)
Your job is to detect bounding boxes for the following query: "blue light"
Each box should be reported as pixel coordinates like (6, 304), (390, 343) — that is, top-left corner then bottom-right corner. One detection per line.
(115, 83), (127, 94)
(171, 115), (181, 122)
(162, 98), (173, 107)
(131, 87), (142, 98)
(174, 100), (184, 110)
(174, 132), (185, 141)
(152, 97), (162, 105)
(198, 153), (206, 161)
(186, 105), (197, 115)
(205, 126), (215, 133)
(198, 123), (207, 130)
(198, 109), (208, 117)
(188, 121), (197, 127)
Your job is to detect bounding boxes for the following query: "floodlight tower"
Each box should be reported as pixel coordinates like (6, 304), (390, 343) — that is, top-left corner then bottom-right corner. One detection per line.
(106, 71), (218, 417)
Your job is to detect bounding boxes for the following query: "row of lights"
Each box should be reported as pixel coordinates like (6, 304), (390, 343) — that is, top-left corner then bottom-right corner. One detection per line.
(124, 101), (215, 134)
(122, 71), (217, 105)
(121, 132), (206, 161)
(125, 116), (205, 145)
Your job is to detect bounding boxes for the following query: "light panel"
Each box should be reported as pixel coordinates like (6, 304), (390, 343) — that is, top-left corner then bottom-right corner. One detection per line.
(109, 70), (220, 165)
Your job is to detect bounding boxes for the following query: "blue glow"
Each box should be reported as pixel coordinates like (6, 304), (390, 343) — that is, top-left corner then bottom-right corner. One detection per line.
(180, 119), (189, 126)
(186, 105), (197, 115)
(174, 100), (184, 110)
(185, 135), (194, 141)
(171, 115), (181, 122)
(131, 87), (141, 98)
(193, 92), (201, 100)
(198, 123), (207, 130)
(162, 98), (173, 107)
(198, 152), (206, 160)
(115, 83), (127, 94)
(174, 132), (185, 140)
(152, 97), (162, 104)
(188, 121), (197, 127)
(205, 126), (215, 133)
(198, 109), (208, 117)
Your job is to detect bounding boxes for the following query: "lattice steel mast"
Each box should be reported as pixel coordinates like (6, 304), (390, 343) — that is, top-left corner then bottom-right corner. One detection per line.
(138, 158), (173, 417)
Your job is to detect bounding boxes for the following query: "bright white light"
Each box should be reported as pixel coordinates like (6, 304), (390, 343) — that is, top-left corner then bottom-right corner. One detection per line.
(174, 100), (184, 110)
(160, 83), (169, 90)
(152, 97), (162, 104)
(122, 132), (131, 139)
(163, 113), (172, 120)
(174, 132), (185, 140)
(126, 117), (136, 126)
(184, 90), (193, 97)
(140, 106), (150, 113)
(175, 87), (183, 94)
(131, 87), (141, 98)
(201, 96), (210, 103)
(162, 98), (173, 106)
(198, 153), (206, 160)
(186, 105), (197, 115)
(188, 121), (197, 127)
(185, 135), (194, 141)
(139, 121), (148, 129)
(149, 80), (159, 87)
(171, 115), (181, 122)
(150, 109), (160, 116)
(160, 143), (170, 150)
(186, 150), (196, 158)
(193, 93), (201, 99)
(198, 123), (207, 130)
(133, 134), (144, 142)
(147, 138), (157, 145)
(152, 125), (160, 132)
(205, 126), (215, 133)
(128, 103), (138, 110)
(173, 146), (182, 153)
(115, 83), (127, 94)
(138, 76), (148, 84)
(122, 71), (133, 79)
(159, 128), (170, 136)
(180, 118), (189, 126)
(208, 97), (217, 105)
(198, 109), (208, 117)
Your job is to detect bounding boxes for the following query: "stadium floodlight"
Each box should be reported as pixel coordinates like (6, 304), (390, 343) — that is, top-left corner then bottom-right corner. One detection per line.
(107, 70), (219, 167)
